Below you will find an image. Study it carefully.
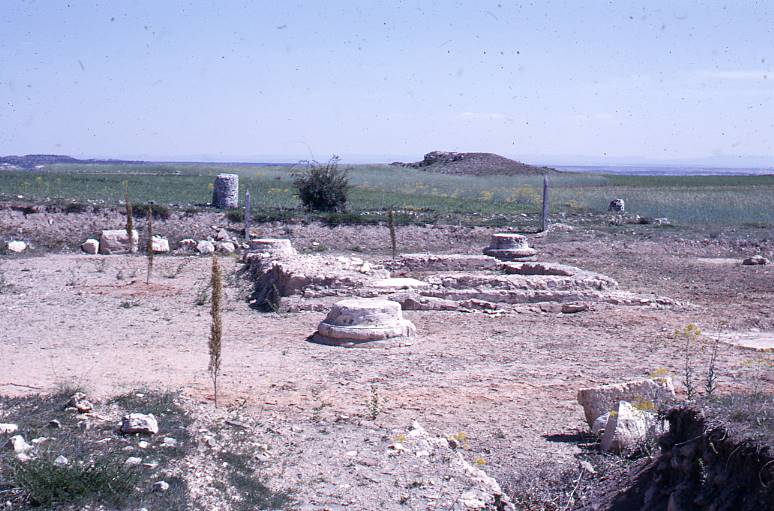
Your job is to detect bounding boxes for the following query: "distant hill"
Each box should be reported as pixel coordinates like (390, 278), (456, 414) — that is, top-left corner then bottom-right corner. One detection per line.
(391, 151), (558, 176)
(0, 154), (143, 169)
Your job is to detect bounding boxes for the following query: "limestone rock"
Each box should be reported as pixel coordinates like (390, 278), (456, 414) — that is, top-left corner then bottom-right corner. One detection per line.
(66, 392), (93, 413)
(179, 238), (197, 250)
(121, 413), (159, 435)
(196, 240), (215, 255)
(215, 228), (230, 241)
(125, 456), (142, 466)
(743, 255), (769, 266)
(7, 240), (27, 253)
(99, 229), (139, 255)
(216, 241), (236, 254)
(248, 238), (296, 257)
(601, 401), (654, 453)
(312, 298), (416, 348)
(54, 455), (69, 466)
(592, 412), (611, 436)
(212, 174), (239, 209)
(0, 423), (19, 434)
(483, 233), (537, 260)
(608, 198), (625, 212)
(577, 377), (675, 428)
(152, 480), (170, 492)
(151, 236), (170, 253)
(81, 239), (100, 254)
(5, 435), (32, 453)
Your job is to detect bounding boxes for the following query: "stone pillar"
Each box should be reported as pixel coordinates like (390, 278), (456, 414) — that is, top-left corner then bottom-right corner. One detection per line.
(212, 174), (239, 209)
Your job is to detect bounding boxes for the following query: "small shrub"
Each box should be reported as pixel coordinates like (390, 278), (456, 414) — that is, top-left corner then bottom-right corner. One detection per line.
(292, 155), (349, 212)
(10, 456), (138, 508)
(225, 209), (244, 223)
(63, 202), (88, 214)
(367, 385), (381, 420)
(145, 207), (154, 284)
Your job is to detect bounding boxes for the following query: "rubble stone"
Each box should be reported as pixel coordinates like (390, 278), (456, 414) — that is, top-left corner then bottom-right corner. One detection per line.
(99, 229), (139, 255)
(577, 377), (675, 428)
(81, 239), (100, 254)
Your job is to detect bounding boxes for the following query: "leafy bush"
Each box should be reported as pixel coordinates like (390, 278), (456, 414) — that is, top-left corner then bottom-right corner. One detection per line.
(292, 155), (349, 212)
(133, 203), (170, 220)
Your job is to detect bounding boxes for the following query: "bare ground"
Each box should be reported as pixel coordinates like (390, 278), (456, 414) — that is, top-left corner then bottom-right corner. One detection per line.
(1, 212), (772, 509)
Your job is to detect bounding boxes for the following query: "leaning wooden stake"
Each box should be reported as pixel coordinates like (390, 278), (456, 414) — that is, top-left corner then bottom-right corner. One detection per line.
(541, 176), (550, 232)
(145, 207), (154, 284)
(208, 256), (223, 407)
(244, 190), (252, 239)
(124, 181), (134, 247)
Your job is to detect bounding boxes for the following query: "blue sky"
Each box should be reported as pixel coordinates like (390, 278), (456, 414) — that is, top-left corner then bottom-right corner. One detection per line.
(1, 1), (772, 165)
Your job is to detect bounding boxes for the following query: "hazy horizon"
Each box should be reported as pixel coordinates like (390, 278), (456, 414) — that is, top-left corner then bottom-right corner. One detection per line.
(2, 1), (773, 166)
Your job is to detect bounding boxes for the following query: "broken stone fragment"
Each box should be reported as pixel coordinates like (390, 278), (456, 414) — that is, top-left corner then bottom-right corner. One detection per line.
(196, 240), (215, 255)
(600, 401), (653, 453)
(4, 435), (32, 453)
(54, 455), (69, 466)
(576, 377), (675, 428)
(121, 413), (159, 435)
(99, 229), (139, 255)
(151, 236), (170, 253)
(0, 423), (18, 434)
(81, 238), (99, 254)
(152, 480), (170, 492)
(66, 392), (93, 413)
(742, 255), (769, 265)
(179, 238), (197, 250)
(7, 240), (27, 253)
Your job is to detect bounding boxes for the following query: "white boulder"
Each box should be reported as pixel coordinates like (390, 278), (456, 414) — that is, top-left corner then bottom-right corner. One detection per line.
(7, 240), (27, 253)
(0, 423), (19, 434)
(216, 241), (236, 254)
(121, 413), (159, 435)
(601, 401), (653, 453)
(4, 435), (32, 453)
(99, 229), (139, 255)
(179, 238), (197, 250)
(151, 236), (170, 253)
(81, 239), (100, 254)
(196, 240), (215, 255)
(577, 377), (675, 428)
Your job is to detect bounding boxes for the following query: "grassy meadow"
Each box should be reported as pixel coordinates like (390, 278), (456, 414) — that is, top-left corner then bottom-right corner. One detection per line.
(0, 162), (773, 227)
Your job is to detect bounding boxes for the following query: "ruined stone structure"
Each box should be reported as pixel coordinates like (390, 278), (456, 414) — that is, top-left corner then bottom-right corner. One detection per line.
(311, 298), (416, 348)
(248, 238), (296, 257)
(212, 173), (239, 209)
(608, 198), (625, 212)
(482, 233), (537, 260)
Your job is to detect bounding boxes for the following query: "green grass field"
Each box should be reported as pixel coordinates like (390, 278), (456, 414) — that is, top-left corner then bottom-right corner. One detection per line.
(1, 163), (772, 226)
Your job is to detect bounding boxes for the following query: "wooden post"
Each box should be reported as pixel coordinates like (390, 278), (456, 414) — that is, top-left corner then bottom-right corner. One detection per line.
(541, 176), (549, 232)
(244, 190), (252, 239)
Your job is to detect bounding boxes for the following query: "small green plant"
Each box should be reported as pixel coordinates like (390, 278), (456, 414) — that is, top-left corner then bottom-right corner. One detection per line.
(649, 367), (671, 378)
(145, 207), (154, 284)
(388, 209), (397, 259)
(292, 155), (349, 212)
(209, 256), (223, 407)
(632, 399), (656, 412)
(473, 456), (487, 466)
(163, 259), (191, 279)
(367, 385), (381, 420)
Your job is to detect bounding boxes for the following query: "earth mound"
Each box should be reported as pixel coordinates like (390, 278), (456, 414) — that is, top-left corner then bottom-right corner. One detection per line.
(391, 151), (558, 176)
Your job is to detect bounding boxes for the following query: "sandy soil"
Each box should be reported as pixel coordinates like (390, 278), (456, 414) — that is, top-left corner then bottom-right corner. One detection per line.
(1, 215), (772, 509)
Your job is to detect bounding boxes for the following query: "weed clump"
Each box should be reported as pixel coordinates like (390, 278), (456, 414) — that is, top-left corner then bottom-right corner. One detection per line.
(292, 155), (349, 212)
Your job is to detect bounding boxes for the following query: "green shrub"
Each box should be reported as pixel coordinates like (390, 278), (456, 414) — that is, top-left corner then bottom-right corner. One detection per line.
(133, 203), (170, 220)
(292, 155), (349, 212)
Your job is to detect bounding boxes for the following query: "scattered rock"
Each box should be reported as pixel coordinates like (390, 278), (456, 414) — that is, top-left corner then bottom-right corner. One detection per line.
(196, 240), (215, 255)
(47, 420), (61, 429)
(215, 228), (230, 241)
(161, 437), (178, 447)
(54, 455), (69, 466)
(608, 199), (625, 212)
(125, 456), (143, 466)
(151, 236), (170, 253)
(601, 401), (653, 453)
(7, 240), (27, 253)
(5, 435), (32, 454)
(742, 255), (769, 265)
(99, 229), (139, 255)
(576, 377), (675, 428)
(179, 238), (197, 250)
(152, 480), (170, 492)
(66, 392), (94, 413)
(592, 412), (611, 436)
(216, 241), (236, 254)
(0, 424), (19, 434)
(81, 239), (99, 254)
(121, 413), (159, 435)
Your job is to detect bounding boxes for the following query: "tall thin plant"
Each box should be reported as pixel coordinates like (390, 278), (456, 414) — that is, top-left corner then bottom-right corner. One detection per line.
(388, 209), (397, 259)
(676, 323), (701, 401)
(208, 256), (223, 407)
(145, 207), (154, 284)
(124, 181), (133, 245)
(705, 336), (720, 397)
